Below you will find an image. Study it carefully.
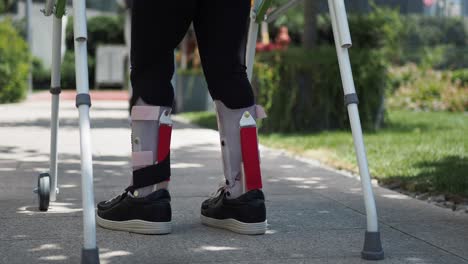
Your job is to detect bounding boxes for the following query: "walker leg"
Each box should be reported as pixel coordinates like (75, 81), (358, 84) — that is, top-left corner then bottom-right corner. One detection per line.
(35, 0), (64, 211)
(49, 15), (63, 203)
(246, 0), (262, 81)
(327, 0), (384, 260)
(72, 0), (99, 262)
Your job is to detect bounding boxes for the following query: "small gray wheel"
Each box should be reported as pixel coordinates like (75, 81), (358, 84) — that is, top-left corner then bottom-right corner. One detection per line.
(38, 173), (51, 211)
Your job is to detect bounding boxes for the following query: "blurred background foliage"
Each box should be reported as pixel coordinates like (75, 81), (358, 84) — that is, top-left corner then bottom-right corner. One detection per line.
(1, 0), (467, 120)
(0, 19), (29, 103)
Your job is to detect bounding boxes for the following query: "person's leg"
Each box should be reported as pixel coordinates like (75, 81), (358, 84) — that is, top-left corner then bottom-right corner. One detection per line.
(194, 0), (267, 235)
(96, 0), (196, 234)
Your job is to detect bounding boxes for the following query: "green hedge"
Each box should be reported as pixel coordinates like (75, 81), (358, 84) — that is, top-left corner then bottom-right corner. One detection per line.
(388, 65), (468, 112)
(32, 51), (95, 90)
(452, 69), (468, 87)
(270, 4), (405, 59)
(60, 50), (95, 89)
(66, 15), (124, 57)
(32, 56), (50, 89)
(254, 47), (388, 132)
(403, 15), (467, 48)
(316, 6), (404, 58)
(31, 15), (126, 90)
(271, 6), (466, 68)
(0, 19), (29, 103)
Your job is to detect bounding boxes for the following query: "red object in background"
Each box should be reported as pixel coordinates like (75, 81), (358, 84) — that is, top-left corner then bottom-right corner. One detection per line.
(256, 42), (278, 52)
(275, 26), (291, 50)
(256, 26), (291, 53)
(423, 0), (435, 7)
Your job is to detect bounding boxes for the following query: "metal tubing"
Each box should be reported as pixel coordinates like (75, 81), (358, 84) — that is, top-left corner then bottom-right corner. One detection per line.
(73, 0), (88, 41)
(77, 105), (97, 250)
(265, 0), (302, 24)
(347, 105), (378, 232)
(327, 0), (379, 233)
(49, 16), (63, 202)
(26, 0), (33, 94)
(49, 95), (60, 201)
(72, 0), (97, 252)
(246, 9), (259, 82)
(331, 0), (352, 48)
(51, 17), (63, 88)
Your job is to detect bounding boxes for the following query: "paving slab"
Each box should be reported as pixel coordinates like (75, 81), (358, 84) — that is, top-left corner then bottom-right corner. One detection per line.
(0, 100), (467, 264)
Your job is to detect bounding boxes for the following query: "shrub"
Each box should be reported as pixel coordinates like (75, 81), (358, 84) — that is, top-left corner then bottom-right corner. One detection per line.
(269, 4), (405, 60)
(0, 19), (29, 103)
(66, 15), (124, 56)
(316, 5), (404, 55)
(403, 15), (467, 48)
(65, 15), (124, 89)
(387, 65), (468, 112)
(270, 5), (466, 68)
(60, 51), (95, 89)
(452, 69), (468, 87)
(254, 47), (388, 132)
(398, 16), (467, 69)
(32, 57), (50, 89)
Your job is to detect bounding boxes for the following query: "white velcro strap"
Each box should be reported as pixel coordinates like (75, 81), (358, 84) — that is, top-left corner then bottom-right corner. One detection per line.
(131, 106), (161, 121)
(132, 151), (154, 167)
(255, 105), (267, 120)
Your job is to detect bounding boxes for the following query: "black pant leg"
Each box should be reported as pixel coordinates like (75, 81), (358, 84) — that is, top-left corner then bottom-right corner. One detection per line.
(130, 1), (197, 107)
(193, 0), (254, 109)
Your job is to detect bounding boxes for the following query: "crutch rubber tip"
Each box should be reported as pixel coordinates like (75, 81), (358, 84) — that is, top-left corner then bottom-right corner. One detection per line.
(361, 231), (384, 260)
(81, 248), (100, 264)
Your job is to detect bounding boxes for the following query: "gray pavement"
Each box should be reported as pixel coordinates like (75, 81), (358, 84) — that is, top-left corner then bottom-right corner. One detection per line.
(0, 99), (467, 264)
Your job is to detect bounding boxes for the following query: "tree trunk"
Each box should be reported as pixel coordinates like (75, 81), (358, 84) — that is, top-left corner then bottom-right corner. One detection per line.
(300, 1), (320, 128)
(303, 0), (319, 49)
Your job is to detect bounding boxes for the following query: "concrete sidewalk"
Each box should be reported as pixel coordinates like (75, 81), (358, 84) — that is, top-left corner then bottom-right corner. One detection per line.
(0, 99), (467, 264)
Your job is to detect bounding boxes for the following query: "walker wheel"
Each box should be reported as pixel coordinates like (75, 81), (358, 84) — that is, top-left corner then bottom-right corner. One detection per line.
(38, 173), (51, 211)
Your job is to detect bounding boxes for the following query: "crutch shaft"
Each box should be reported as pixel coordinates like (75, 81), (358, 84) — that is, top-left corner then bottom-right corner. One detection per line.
(78, 106), (96, 249)
(347, 104), (378, 232)
(330, 0), (352, 48)
(328, 0), (384, 260)
(327, 0), (379, 232)
(72, 0), (98, 253)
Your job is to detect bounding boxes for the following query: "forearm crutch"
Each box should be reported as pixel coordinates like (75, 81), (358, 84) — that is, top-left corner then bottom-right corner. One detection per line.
(328, 0), (384, 260)
(38, 1), (100, 263)
(246, 0), (384, 260)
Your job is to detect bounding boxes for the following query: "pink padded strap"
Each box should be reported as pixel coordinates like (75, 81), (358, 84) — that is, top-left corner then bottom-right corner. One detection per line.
(131, 106), (160, 121)
(132, 151), (154, 168)
(255, 105), (267, 120)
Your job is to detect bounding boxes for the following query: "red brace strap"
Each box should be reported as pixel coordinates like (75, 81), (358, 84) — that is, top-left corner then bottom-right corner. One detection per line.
(158, 111), (172, 163)
(240, 112), (262, 191)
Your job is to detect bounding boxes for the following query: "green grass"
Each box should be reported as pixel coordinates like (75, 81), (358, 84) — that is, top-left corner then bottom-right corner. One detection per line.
(179, 110), (468, 197)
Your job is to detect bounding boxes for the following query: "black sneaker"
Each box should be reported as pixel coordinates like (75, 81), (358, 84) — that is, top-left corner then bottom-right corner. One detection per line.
(96, 189), (172, 234)
(200, 189), (267, 235)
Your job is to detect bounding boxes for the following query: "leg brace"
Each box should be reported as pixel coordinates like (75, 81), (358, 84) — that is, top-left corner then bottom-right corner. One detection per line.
(215, 100), (267, 197)
(128, 100), (172, 192)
